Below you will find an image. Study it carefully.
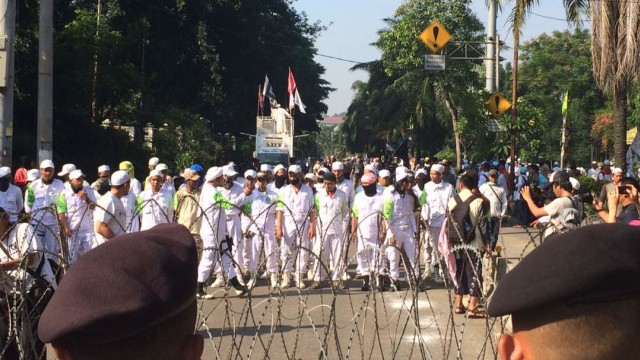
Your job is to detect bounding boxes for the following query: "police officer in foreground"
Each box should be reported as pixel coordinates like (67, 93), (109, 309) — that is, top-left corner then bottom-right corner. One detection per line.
(38, 224), (204, 360)
(488, 223), (640, 359)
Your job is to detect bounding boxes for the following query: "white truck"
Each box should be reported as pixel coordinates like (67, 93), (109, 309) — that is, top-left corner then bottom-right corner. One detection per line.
(255, 106), (294, 166)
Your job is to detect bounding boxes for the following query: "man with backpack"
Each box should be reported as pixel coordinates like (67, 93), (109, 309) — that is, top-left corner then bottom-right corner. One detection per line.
(520, 171), (580, 239)
(448, 174), (489, 318)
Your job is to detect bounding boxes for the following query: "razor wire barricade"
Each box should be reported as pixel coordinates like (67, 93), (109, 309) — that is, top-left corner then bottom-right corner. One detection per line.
(0, 189), (558, 359)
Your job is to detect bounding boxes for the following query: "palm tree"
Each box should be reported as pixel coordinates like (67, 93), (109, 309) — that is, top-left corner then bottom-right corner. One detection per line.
(590, 1), (640, 168)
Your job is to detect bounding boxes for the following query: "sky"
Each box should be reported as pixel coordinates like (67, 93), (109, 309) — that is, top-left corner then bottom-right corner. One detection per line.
(292, 0), (578, 116)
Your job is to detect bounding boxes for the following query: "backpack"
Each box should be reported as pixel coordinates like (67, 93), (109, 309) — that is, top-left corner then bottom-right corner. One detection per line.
(447, 194), (478, 246)
(550, 196), (582, 234)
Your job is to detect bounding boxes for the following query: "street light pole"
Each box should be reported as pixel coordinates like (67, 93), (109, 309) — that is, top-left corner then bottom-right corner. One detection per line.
(38, 0), (54, 163)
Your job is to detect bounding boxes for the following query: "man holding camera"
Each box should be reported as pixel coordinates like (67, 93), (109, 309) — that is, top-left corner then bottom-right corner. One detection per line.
(592, 177), (640, 224)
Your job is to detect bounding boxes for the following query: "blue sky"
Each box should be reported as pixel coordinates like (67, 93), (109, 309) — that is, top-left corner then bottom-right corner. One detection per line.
(292, 0), (579, 115)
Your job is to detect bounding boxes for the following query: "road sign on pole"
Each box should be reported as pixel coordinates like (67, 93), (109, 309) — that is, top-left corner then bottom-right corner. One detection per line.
(424, 55), (446, 71)
(420, 20), (452, 53)
(485, 92), (511, 117)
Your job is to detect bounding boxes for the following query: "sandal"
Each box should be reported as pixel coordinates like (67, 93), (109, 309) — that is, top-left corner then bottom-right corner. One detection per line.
(454, 306), (466, 314)
(467, 308), (487, 319)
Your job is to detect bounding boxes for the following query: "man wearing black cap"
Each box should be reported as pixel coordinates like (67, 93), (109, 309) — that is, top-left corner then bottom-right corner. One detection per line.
(520, 170), (580, 239)
(489, 224), (640, 359)
(38, 224), (204, 359)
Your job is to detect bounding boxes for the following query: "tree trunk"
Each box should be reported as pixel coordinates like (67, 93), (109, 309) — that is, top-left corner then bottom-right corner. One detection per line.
(612, 88), (627, 170)
(442, 88), (462, 170)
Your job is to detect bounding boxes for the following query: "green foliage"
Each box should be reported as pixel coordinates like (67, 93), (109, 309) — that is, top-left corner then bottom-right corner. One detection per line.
(344, 0), (485, 160)
(518, 29), (604, 164)
(434, 148), (456, 163)
(13, 0), (330, 169)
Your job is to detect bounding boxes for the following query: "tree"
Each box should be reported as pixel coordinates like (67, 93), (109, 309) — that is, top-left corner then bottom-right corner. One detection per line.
(344, 0), (484, 168)
(590, 1), (640, 169)
(517, 29), (605, 164)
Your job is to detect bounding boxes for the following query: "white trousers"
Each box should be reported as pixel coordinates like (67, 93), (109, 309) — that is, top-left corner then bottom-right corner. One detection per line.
(281, 220), (310, 274)
(386, 227), (417, 280)
(357, 236), (382, 275)
(424, 225), (442, 268)
(313, 233), (344, 281)
(34, 224), (60, 263)
(198, 232), (235, 283)
(226, 217), (244, 275)
(67, 230), (94, 264)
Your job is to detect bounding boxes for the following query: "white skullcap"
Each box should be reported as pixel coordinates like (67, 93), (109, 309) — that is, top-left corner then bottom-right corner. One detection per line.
(148, 157), (160, 166)
(273, 164), (286, 173)
(318, 167), (330, 174)
(395, 166), (408, 175)
(40, 160), (54, 169)
(98, 165), (110, 173)
(244, 169), (257, 179)
(260, 164), (272, 172)
(27, 169), (40, 182)
(415, 169), (427, 177)
(603, 159), (611, 166)
(431, 164), (444, 173)
(205, 167), (222, 182)
(148, 169), (163, 178)
(364, 164), (378, 174)
(111, 170), (130, 186)
(304, 173), (316, 181)
(396, 171), (409, 182)
(0, 167), (10, 178)
(288, 164), (302, 173)
(332, 162), (344, 171)
(379, 169), (391, 178)
(222, 165), (238, 177)
(612, 167), (623, 175)
(69, 169), (85, 180)
(58, 163), (76, 177)
(156, 163), (168, 171)
(569, 177), (580, 191)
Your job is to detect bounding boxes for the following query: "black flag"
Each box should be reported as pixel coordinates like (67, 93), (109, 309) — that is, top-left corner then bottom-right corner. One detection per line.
(262, 74), (277, 103)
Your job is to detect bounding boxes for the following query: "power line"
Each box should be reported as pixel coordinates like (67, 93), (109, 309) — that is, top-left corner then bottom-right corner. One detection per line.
(315, 53), (366, 64)
(529, 11), (591, 22)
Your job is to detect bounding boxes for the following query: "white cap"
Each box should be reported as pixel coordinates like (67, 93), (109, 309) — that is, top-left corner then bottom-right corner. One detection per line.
(111, 170), (130, 186)
(98, 165), (110, 173)
(604, 159), (611, 166)
(288, 164), (302, 173)
(317, 167), (330, 175)
(69, 169), (85, 180)
(244, 169), (257, 179)
(569, 177), (580, 191)
(592, 160), (598, 164)
(331, 161), (344, 171)
(58, 163), (76, 176)
(273, 164), (286, 173)
(222, 165), (238, 177)
(379, 169), (391, 178)
(396, 171), (409, 182)
(364, 164), (378, 174)
(148, 157), (160, 166)
(205, 167), (222, 182)
(27, 169), (40, 182)
(40, 160), (54, 169)
(415, 169), (427, 177)
(612, 167), (623, 175)
(260, 164), (272, 172)
(431, 164), (444, 173)
(0, 167), (10, 178)
(395, 166), (408, 175)
(553, 161), (559, 166)
(149, 169), (163, 178)
(156, 163), (168, 172)
(304, 173), (316, 181)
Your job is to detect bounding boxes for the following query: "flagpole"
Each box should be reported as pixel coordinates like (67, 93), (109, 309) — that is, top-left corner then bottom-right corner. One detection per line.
(560, 91), (568, 169)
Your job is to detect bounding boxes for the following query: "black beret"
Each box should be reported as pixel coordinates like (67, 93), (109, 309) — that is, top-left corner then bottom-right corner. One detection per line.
(38, 223), (198, 344)
(323, 172), (337, 182)
(488, 224), (640, 318)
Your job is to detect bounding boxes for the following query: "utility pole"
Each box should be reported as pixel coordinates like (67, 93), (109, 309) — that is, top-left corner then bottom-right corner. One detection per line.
(485, 0), (497, 92)
(38, 0), (54, 163)
(0, 0), (15, 167)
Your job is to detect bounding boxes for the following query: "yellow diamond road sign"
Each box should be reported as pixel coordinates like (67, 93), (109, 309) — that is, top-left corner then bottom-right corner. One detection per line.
(420, 21), (452, 53)
(485, 92), (511, 117)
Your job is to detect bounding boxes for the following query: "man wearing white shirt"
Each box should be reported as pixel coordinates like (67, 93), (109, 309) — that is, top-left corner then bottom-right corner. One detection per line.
(587, 161), (601, 180)
(94, 171), (130, 244)
(56, 170), (97, 263)
(0, 166), (23, 223)
(25, 160), (65, 265)
(137, 170), (174, 231)
(421, 164), (453, 282)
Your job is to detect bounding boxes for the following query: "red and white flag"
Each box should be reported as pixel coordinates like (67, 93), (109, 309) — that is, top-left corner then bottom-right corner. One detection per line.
(287, 68), (306, 113)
